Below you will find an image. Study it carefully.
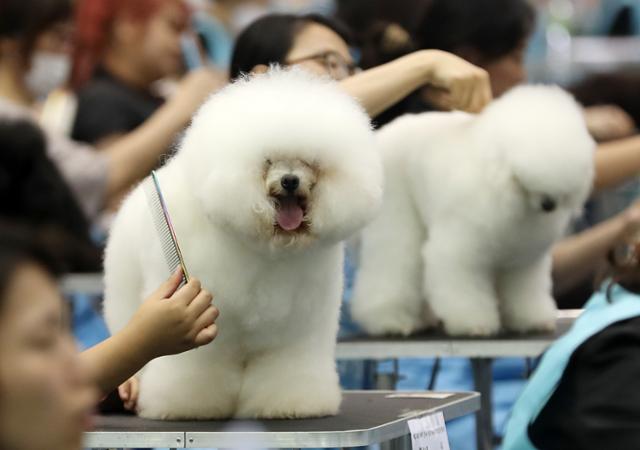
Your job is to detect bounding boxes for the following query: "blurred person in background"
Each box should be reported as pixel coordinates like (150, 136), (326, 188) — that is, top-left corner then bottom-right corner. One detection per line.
(360, 0), (534, 127)
(0, 0), (222, 226)
(71, 0), (226, 147)
(504, 222), (640, 449)
(186, 0), (338, 72)
(231, 13), (493, 119)
(572, 73), (639, 142)
(0, 118), (101, 272)
(334, 0), (429, 70)
(416, 0), (533, 98)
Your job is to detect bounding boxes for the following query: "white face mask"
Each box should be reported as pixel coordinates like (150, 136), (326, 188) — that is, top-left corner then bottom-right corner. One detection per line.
(24, 52), (71, 99)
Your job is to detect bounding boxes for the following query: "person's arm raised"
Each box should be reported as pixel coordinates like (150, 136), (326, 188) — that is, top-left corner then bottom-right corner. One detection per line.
(552, 201), (640, 296)
(340, 49), (492, 118)
(81, 269), (219, 395)
(594, 135), (640, 190)
(102, 69), (226, 202)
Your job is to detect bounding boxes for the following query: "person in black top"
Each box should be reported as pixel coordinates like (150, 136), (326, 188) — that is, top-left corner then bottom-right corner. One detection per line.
(71, 0), (219, 146)
(504, 231), (640, 449)
(0, 0), (223, 223)
(529, 315), (640, 449)
(72, 65), (165, 145)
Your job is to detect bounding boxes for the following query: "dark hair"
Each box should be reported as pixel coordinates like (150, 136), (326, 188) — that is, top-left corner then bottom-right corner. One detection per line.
(230, 13), (352, 80)
(0, 222), (64, 306)
(335, 0), (430, 69)
(416, 0), (535, 62)
(72, 0), (189, 88)
(571, 73), (640, 129)
(0, 119), (101, 272)
(0, 0), (73, 56)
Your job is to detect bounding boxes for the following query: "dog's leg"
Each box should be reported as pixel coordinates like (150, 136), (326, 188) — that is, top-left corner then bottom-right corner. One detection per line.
(497, 255), (557, 333)
(351, 162), (431, 336)
(235, 340), (341, 419)
(136, 345), (242, 419)
(422, 226), (501, 336)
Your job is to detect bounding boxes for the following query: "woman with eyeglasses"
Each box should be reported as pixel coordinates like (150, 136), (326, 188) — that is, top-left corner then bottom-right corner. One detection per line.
(230, 14), (493, 118)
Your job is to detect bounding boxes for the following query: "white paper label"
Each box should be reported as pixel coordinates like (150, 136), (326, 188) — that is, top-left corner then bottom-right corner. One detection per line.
(407, 411), (451, 450)
(387, 393), (454, 399)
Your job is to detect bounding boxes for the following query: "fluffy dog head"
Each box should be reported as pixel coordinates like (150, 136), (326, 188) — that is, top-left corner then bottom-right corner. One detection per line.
(475, 85), (595, 216)
(176, 68), (382, 252)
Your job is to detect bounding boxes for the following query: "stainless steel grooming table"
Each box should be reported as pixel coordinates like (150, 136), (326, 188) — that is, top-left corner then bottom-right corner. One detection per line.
(85, 390), (479, 449)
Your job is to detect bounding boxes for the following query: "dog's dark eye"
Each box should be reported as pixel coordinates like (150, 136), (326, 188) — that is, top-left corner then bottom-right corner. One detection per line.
(265, 159), (272, 166)
(540, 195), (556, 213)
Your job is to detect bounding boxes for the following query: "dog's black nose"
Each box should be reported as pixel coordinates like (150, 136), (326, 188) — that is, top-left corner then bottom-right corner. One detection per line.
(541, 196), (556, 212)
(281, 174), (300, 193)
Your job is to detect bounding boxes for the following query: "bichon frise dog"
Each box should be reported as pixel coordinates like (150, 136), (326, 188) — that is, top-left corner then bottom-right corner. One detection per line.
(352, 85), (594, 337)
(103, 69), (382, 419)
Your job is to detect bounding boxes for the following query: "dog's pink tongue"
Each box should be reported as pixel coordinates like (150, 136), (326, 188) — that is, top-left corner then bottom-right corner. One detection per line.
(276, 197), (304, 231)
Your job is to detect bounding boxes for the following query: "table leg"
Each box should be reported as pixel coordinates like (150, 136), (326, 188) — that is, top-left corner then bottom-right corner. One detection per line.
(374, 359), (400, 390)
(471, 358), (494, 450)
(387, 433), (412, 450)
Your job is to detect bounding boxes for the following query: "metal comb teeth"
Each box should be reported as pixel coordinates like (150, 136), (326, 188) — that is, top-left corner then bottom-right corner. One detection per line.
(144, 170), (189, 286)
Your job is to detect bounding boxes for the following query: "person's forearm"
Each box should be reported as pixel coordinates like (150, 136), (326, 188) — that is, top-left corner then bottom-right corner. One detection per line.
(102, 102), (189, 202)
(340, 50), (435, 117)
(552, 214), (627, 295)
(594, 135), (640, 190)
(80, 325), (152, 394)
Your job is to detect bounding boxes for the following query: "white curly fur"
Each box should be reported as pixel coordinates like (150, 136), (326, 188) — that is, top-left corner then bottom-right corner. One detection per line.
(103, 69), (382, 419)
(352, 85), (595, 336)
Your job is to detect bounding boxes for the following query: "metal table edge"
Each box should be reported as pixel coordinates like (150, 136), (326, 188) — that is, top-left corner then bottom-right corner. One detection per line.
(184, 392), (480, 448)
(335, 339), (554, 359)
(84, 430), (185, 448)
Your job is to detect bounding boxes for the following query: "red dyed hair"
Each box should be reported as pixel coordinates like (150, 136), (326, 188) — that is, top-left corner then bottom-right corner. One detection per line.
(71, 0), (187, 88)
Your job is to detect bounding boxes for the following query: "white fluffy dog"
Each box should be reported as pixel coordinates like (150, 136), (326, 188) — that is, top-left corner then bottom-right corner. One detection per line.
(103, 69), (382, 419)
(352, 86), (595, 337)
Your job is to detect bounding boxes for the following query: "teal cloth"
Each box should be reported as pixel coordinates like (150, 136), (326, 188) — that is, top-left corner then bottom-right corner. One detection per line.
(503, 285), (640, 449)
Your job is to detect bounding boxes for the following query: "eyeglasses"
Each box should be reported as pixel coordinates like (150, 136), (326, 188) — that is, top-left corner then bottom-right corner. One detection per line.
(287, 50), (359, 80)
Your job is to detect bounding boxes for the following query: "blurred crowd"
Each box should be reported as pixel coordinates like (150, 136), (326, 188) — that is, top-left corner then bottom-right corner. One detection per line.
(1, 1), (640, 449)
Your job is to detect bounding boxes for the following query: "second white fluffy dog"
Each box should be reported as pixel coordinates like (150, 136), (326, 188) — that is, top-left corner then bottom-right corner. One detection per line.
(352, 86), (594, 337)
(103, 69), (382, 419)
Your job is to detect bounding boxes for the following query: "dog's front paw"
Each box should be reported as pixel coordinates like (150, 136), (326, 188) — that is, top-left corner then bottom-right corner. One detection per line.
(236, 382), (341, 419)
(502, 295), (557, 334)
(354, 306), (429, 336)
(137, 398), (234, 420)
(441, 313), (501, 337)
(504, 309), (556, 334)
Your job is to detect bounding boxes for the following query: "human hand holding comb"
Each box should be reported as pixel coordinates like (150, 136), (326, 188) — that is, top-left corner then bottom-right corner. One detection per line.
(83, 268), (218, 395)
(127, 267), (219, 360)
(116, 268), (219, 412)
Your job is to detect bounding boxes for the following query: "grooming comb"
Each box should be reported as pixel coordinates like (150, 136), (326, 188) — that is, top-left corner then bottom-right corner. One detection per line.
(144, 170), (190, 286)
